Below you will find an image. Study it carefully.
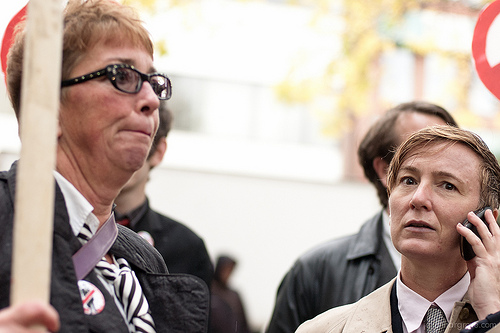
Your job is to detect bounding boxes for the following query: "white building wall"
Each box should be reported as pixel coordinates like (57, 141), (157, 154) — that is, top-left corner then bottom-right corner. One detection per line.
(146, 163), (380, 331)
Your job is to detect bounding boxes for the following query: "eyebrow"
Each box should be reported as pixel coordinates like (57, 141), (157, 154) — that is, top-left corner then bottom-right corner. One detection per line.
(109, 57), (157, 73)
(399, 166), (464, 184)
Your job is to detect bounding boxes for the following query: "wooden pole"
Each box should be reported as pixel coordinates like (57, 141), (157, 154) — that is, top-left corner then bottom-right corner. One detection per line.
(10, 0), (63, 313)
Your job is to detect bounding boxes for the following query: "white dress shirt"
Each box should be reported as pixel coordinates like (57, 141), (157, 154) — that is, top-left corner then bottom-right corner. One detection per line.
(397, 271), (470, 333)
(383, 210), (401, 271)
(53, 171), (133, 331)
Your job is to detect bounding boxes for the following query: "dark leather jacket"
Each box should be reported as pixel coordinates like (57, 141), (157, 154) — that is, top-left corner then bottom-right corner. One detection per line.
(266, 211), (397, 333)
(119, 198), (214, 288)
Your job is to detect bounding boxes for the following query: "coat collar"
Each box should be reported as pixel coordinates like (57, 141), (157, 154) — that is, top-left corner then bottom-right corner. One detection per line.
(2, 160), (78, 248)
(110, 225), (167, 273)
(346, 210), (385, 260)
(344, 278), (477, 333)
(341, 278), (395, 333)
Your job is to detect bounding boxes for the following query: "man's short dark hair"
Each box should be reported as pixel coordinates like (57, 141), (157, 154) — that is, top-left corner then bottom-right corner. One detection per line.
(148, 100), (173, 160)
(357, 101), (458, 208)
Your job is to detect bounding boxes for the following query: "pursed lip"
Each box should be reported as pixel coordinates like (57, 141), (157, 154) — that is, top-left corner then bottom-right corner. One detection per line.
(404, 220), (435, 230)
(123, 127), (153, 138)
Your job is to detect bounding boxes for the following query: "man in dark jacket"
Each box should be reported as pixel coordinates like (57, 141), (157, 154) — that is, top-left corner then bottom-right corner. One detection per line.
(114, 101), (214, 288)
(265, 101), (458, 333)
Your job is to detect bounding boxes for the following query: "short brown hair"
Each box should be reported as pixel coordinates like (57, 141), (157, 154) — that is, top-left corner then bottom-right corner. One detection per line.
(7, 0), (154, 118)
(147, 100), (173, 160)
(387, 125), (500, 210)
(358, 101), (457, 208)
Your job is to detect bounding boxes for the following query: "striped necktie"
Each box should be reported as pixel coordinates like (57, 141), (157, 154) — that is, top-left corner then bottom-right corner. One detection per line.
(78, 222), (156, 333)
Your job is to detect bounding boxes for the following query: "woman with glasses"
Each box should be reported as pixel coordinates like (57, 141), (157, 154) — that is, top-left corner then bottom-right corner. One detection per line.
(0, 0), (208, 332)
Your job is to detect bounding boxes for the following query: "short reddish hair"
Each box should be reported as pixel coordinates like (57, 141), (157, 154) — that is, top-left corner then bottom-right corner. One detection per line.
(6, 0), (154, 119)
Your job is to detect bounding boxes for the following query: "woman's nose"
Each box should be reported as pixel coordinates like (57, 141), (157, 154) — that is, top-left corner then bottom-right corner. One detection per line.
(409, 184), (432, 210)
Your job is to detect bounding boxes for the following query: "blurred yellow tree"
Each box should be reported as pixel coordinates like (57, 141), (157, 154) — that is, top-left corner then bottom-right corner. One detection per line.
(121, 0), (190, 57)
(275, 0), (490, 136)
(124, 0), (495, 136)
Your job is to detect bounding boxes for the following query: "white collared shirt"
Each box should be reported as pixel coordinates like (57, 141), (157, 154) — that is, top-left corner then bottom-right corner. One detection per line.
(383, 210), (401, 271)
(397, 271), (470, 333)
(53, 171), (99, 237)
(53, 171), (133, 331)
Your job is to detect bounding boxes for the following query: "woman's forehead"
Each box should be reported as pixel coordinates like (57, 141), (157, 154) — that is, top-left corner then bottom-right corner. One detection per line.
(400, 142), (482, 177)
(73, 41), (153, 72)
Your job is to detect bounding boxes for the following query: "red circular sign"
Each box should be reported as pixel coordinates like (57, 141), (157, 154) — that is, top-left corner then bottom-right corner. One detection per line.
(472, 0), (500, 100)
(1, 4), (28, 86)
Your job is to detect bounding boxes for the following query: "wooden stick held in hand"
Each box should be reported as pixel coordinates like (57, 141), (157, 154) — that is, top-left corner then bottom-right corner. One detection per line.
(10, 0), (63, 313)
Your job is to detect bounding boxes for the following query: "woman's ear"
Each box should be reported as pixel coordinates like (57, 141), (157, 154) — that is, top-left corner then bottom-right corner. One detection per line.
(373, 157), (390, 188)
(493, 208), (499, 221)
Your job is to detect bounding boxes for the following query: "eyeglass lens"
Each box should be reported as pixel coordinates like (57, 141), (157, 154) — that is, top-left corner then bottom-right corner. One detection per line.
(112, 67), (169, 99)
(114, 68), (140, 93)
(149, 75), (168, 99)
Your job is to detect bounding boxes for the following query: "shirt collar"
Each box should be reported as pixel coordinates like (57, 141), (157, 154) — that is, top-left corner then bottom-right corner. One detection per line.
(53, 171), (99, 237)
(114, 199), (148, 228)
(383, 210), (401, 271)
(397, 271), (470, 333)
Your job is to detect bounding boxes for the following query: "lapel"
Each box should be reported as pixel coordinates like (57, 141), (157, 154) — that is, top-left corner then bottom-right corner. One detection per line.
(109, 226), (210, 333)
(445, 293), (477, 333)
(346, 210), (384, 260)
(342, 279), (395, 333)
(4, 162), (131, 332)
(385, 279), (478, 333)
(4, 163), (210, 332)
(487, 324), (500, 333)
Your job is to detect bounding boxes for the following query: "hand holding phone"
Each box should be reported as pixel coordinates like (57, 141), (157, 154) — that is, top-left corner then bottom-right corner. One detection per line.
(460, 206), (491, 261)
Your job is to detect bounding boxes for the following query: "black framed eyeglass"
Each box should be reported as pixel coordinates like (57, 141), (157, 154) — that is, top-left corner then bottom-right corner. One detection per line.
(61, 64), (172, 100)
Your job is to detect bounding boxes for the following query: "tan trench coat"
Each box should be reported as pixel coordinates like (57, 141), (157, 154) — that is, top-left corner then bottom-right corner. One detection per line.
(296, 278), (500, 333)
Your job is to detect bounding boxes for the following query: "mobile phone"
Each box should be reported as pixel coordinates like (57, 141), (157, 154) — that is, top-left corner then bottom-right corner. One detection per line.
(460, 206), (491, 261)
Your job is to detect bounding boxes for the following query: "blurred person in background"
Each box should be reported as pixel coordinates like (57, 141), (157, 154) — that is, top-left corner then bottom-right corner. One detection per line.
(265, 101), (458, 333)
(114, 101), (214, 288)
(210, 255), (251, 333)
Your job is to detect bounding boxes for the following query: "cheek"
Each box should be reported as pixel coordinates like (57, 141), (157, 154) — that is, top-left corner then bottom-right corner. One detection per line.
(60, 92), (115, 146)
(389, 193), (404, 217)
(61, 90), (90, 124)
(439, 211), (465, 234)
(65, 82), (119, 117)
